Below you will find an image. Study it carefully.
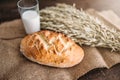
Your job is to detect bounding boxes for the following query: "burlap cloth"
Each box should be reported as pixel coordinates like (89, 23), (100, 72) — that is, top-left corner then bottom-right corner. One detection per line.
(0, 9), (120, 80)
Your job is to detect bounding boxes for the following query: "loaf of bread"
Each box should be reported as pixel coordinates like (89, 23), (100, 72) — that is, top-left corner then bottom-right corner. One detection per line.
(20, 30), (84, 68)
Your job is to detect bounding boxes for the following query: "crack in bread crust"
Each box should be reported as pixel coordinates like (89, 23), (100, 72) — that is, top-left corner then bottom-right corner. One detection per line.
(27, 30), (73, 55)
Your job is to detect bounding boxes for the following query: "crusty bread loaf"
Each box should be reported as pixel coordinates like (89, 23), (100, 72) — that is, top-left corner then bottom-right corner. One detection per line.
(20, 30), (84, 68)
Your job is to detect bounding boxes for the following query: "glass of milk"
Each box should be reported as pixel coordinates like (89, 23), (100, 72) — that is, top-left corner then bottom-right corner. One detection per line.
(17, 0), (40, 34)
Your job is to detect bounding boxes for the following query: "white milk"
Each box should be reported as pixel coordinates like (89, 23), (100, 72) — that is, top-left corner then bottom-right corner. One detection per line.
(22, 10), (40, 34)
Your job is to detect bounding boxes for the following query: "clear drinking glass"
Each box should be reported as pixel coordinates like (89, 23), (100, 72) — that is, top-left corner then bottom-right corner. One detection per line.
(17, 0), (40, 34)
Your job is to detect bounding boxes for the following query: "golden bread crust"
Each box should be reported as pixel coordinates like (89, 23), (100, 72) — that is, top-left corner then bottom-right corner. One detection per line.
(20, 30), (84, 68)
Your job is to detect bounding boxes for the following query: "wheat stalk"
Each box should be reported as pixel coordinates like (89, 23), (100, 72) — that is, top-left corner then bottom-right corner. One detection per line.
(40, 3), (120, 51)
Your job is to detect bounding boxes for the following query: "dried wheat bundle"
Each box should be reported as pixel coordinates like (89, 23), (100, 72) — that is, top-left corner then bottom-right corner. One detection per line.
(40, 3), (120, 51)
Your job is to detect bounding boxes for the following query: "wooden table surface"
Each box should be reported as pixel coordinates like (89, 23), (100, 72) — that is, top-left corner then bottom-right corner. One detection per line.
(0, 0), (120, 80)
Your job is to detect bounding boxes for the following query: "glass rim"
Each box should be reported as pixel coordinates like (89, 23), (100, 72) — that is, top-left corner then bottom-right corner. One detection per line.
(17, 0), (39, 9)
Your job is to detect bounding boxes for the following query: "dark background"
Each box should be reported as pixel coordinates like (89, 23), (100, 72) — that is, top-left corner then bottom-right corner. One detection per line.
(0, 0), (120, 80)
